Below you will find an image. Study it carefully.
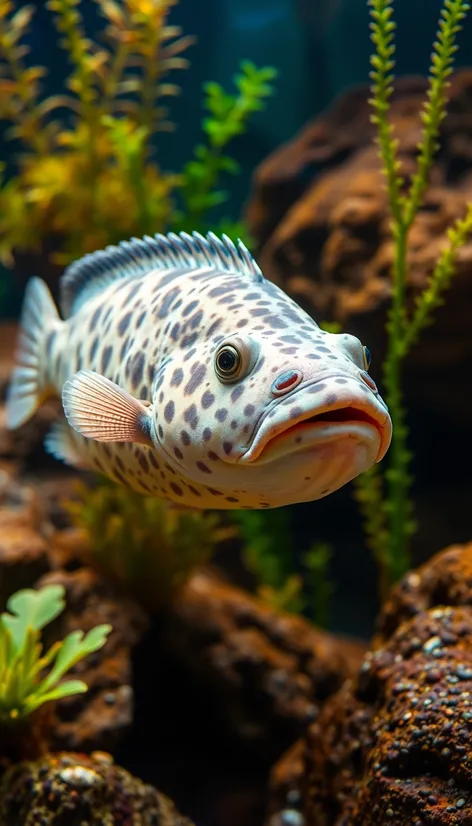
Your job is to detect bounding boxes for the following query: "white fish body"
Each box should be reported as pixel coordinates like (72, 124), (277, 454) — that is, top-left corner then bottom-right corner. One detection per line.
(6, 232), (392, 509)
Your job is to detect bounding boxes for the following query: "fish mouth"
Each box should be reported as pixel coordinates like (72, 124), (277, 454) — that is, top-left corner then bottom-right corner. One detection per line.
(239, 384), (391, 466)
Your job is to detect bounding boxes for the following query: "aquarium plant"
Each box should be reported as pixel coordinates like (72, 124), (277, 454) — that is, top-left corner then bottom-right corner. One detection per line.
(353, 0), (472, 595)
(0, 583), (111, 723)
(0, 0), (276, 269)
(66, 479), (237, 609)
(231, 509), (335, 628)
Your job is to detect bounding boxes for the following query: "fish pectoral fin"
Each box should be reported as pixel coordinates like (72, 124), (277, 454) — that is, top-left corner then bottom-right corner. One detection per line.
(44, 419), (91, 469)
(62, 369), (153, 446)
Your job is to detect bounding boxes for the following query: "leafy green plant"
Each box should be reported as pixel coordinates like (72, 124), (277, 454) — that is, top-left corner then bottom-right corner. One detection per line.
(0, 584), (111, 722)
(0, 0), (276, 267)
(353, 0), (472, 595)
(177, 60), (277, 233)
(231, 510), (335, 627)
(65, 478), (237, 609)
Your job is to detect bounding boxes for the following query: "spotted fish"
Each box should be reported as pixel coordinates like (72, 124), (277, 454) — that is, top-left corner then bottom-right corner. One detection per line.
(6, 232), (392, 509)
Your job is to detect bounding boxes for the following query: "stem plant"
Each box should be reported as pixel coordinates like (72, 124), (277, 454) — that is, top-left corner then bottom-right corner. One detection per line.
(354, 0), (472, 596)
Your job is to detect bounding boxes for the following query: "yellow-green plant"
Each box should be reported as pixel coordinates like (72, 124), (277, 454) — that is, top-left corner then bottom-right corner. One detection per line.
(0, 584), (111, 722)
(0, 0), (276, 267)
(353, 0), (472, 595)
(66, 479), (237, 609)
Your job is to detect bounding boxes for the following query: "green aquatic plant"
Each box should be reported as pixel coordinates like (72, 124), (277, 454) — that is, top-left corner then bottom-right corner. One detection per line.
(177, 60), (277, 234)
(0, 584), (111, 722)
(66, 479), (237, 609)
(231, 509), (335, 627)
(0, 0), (276, 267)
(353, 0), (472, 595)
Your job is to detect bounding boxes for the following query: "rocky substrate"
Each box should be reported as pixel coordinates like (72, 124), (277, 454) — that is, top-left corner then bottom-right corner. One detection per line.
(267, 543), (472, 826)
(0, 752), (194, 826)
(0, 462), (364, 824)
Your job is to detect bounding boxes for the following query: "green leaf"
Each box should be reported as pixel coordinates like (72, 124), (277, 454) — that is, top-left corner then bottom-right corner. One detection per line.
(25, 679), (88, 714)
(37, 624), (112, 695)
(2, 585), (65, 657)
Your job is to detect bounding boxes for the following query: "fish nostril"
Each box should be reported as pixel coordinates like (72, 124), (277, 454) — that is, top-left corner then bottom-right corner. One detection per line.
(271, 370), (303, 396)
(360, 371), (378, 393)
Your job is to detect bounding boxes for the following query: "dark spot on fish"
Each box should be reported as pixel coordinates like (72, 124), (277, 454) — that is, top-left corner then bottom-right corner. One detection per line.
(243, 404), (255, 417)
(181, 430), (191, 446)
(171, 368), (184, 387)
(215, 408), (228, 422)
(184, 364), (206, 395)
(164, 400), (175, 424)
(131, 352), (145, 388)
(207, 319), (222, 337)
(184, 404), (198, 430)
(196, 461), (211, 474)
(174, 446), (184, 461)
(170, 482), (184, 496)
(202, 390), (215, 409)
(90, 306), (102, 328)
(231, 385), (244, 402)
(223, 441), (233, 455)
(170, 322), (180, 341)
(138, 452), (150, 473)
(202, 427), (212, 442)
(118, 312), (132, 335)
(182, 299), (199, 317)
(181, 333), (198, 349)
(101, 346), (113, 372)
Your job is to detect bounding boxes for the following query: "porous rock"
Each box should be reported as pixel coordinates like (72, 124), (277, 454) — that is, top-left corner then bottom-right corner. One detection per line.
(0, 751), (195, 825)
(301, 543), (472, 825)
(247, 70), (472, 425)
(0, 488), (148, 755)
(159, 567), (366, 758)
(39, 566), (148, 753)
(376, 541), (472, 642)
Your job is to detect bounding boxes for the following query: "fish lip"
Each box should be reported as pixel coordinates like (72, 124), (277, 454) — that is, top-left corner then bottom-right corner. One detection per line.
(238, 375), (391, 465)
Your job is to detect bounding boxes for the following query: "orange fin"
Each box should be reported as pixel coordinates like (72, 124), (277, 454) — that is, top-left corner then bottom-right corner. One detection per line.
(62, 369), (153, 446)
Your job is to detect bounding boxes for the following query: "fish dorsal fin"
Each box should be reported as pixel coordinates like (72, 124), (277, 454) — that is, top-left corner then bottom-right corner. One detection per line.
(60, 231), (264, 317)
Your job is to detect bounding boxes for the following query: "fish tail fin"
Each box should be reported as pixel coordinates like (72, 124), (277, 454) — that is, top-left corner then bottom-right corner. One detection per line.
(6, 277), (60, 429)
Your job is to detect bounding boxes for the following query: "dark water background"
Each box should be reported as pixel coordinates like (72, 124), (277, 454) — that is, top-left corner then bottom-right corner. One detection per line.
(1, 0), (472, 637)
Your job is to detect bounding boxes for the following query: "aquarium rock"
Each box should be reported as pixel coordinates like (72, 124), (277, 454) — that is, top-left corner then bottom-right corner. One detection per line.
(158, 567), (366, 758)
(247, 69), (472, 427)
(0, 751), (195, 825)
(298, 543), (472, 824)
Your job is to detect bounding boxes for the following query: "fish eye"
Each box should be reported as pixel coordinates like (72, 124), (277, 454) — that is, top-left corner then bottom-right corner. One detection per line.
(215, 345), (241, 380)
(363, 346), (372, 371)
(214, 336), (257, 384)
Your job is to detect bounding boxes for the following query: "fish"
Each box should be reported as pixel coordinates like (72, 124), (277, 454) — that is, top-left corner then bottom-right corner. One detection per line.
(6, 231), (392, 510)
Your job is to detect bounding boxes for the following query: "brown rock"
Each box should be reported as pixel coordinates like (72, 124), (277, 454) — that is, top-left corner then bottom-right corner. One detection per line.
(0, 474), (51, 606)
(159, 567), (366, 757)
(302, 543), (472, 825)
(38, 567), (148, 753)
(376, 541), (472, 642)
(0, 490), (148, 755)
(247, 70), (472, 426)
(0, 751), (195, 825)
(266, 739), (305, 821)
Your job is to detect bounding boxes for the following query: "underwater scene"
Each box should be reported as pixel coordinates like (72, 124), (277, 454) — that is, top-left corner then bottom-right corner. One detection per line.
(2, 0), (472, 824)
